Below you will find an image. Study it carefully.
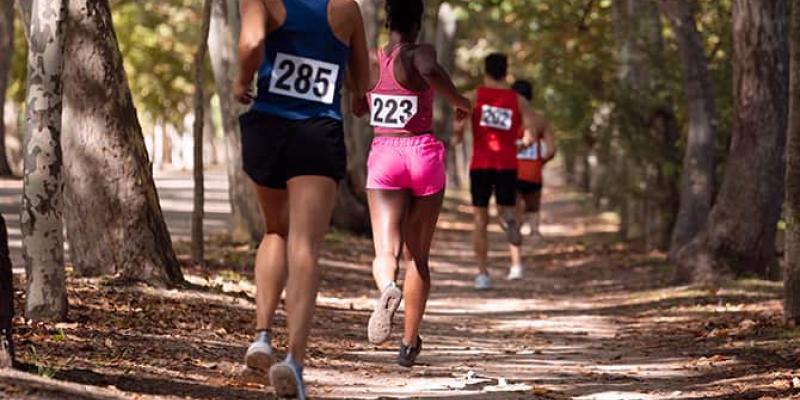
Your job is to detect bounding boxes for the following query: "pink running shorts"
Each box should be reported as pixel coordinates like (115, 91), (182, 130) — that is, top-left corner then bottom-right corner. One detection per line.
(366, 134), (446, 197)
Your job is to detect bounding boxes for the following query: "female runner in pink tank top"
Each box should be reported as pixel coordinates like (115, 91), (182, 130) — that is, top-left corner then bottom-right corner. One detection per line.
(363, 0), (470, 367)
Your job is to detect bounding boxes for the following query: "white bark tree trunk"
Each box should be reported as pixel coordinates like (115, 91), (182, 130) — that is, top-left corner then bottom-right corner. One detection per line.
(22, 0), (67, 322)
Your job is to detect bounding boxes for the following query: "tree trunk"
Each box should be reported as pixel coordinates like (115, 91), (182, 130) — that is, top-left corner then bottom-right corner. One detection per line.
(660, 0), (717, 258)
(203, 99), (218, 165)
(0, 0), (16, 177)
(434, 2), (460, 188)
(612, 0), (678, 251)
(677, 0), (789, 284)
(0, 214), (13, 368)
(59, 0), (183, 286)
(332, 0), (379, 234)
(208, 0), (263, 244)
(22, 0), (67, 322)
(192, 0), (213, 266)
(784, 0), (800, 324)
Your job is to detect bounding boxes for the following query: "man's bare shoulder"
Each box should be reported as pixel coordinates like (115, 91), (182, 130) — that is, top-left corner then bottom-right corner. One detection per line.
(329, 0), (360, 18)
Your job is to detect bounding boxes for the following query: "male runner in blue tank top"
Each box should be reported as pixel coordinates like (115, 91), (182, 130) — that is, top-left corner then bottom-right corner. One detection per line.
(234, 0), (369, 398)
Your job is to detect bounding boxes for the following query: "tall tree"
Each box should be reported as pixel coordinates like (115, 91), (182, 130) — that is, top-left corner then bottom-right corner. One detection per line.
(612, 0), (679, 250)
(0, 215), (13, 367)
(208, 0), (263, 244)
(0, 0), (16, 177)
(332, 0), (380, 233)
(660, 0), (717, 257)
(58, 0), (183, 286)
(22, 0), (68, 321)
(192, 0), (213, 266)
(677, 0), (789, 284)
(434, 2), (462, 188)
(784, 0), (800, 324)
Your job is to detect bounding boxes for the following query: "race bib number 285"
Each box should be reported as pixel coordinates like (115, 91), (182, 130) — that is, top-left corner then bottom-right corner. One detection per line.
(479, 104), (513, 131)
(268, 53), (340, 104)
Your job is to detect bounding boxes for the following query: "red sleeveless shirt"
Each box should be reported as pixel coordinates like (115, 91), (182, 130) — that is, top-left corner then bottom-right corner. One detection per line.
(470, 87), (522, 170)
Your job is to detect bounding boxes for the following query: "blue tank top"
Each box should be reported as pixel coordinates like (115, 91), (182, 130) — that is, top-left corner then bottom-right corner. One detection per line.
(252, 0), (350, 121)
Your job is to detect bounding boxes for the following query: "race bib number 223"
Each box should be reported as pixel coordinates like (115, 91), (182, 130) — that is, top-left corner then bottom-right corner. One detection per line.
(370, 94), (418, 129)
(268, 53), (340, 104)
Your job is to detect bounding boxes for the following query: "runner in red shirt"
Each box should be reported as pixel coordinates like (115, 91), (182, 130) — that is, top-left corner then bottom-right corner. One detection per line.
(507, 79), (556, 280)
(453, 53), (537, 290)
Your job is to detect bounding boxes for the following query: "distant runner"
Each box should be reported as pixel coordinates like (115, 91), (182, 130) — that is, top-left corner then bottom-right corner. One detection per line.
(363, 0), (470, 368)
(234, 0), (369, 398)
(453, 53), (537, 290)
(508, 79), (555, 280)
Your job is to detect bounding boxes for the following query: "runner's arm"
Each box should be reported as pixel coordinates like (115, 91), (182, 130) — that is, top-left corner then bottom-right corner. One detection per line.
(346, 2), (371, 116)
(539, 118), (557, 163)
(518, 94), (536, 148)
(235, 0), (269, 104)
(452, 91), (474, 146)
(413, 44), (470, 112)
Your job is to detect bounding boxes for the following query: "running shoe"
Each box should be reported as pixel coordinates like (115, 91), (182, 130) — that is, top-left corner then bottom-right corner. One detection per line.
(397, 336), (423, 368)
(520, 221), (533, 236)
(243, 330), (275, 384)
(507, 265), (524, 281)
(475, 273), (492, 290)
(269, 354), (307, 400)
(368, 283), (403, 344)
(499, 214), (523, 246)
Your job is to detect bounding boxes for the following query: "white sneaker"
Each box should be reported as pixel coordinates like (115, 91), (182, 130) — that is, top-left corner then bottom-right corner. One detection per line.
(507, 265), (524, 281)
(475, 273), (492, 290)
(243, 331), (275, 384)
(520, 222), (533, 236)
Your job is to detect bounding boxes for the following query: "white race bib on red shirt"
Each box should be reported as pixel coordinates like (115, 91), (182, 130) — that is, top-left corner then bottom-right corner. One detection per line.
(479, 104), (514, 131)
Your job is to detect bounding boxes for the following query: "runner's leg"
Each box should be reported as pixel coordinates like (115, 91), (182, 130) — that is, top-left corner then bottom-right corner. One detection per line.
(530, 189), (543, 237)
(473, 206), (490, 275)
(368, 190), (409, 291)
(253, 183), (289, 332)
(402, 190), (444, 346)
(367, 189), (408, 344)
(284, 176), (338, 365)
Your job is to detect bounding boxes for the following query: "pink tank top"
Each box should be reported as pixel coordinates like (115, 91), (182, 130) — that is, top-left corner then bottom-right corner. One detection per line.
(368, 44), (435, 135)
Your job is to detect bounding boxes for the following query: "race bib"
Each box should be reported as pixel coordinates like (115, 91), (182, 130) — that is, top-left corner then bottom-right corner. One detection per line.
(268, 53), (340, 104)
(518, 142), (547, 160)
(370, 94), (418, 129)
(479, 104), (513, 131)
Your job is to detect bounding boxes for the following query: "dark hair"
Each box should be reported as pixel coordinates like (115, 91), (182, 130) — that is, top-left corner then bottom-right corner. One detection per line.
(386, 0), (424, 34)
(484, 53), (508, 80)
(512, 79), (533, 101)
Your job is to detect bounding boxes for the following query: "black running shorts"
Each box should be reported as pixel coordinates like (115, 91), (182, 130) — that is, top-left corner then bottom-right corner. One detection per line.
(239, 110), (346, 189)
(516, 180), (543, 195)
(469, 169), (517, 207)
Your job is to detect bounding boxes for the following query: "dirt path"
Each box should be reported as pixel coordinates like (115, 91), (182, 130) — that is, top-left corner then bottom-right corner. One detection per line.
(3, 169), (798, 399)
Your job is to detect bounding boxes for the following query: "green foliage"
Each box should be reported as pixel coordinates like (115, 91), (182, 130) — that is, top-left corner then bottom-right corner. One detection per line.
(7, 1), (216, 131)
(113, 1), (214, 127)
(9, 11), (27, 104)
